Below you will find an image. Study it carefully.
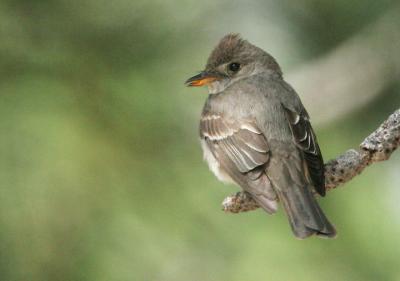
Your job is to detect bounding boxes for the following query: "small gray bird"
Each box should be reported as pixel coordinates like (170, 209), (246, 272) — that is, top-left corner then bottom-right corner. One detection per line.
(185, 34), (336, 239)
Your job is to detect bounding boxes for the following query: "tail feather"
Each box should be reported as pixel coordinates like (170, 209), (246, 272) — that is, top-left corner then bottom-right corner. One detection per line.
(277, 185), (336, 239)
(269, 157), (336, 239)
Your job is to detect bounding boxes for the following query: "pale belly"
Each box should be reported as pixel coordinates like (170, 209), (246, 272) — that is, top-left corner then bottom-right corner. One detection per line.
(200, 139), (235, 184)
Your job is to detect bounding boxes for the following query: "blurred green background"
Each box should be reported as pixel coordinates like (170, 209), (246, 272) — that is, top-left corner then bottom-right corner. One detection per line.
(1, 0), (400, 280)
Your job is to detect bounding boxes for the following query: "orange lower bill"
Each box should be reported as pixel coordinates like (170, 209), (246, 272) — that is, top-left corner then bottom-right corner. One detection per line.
(188, 77), (217, 87)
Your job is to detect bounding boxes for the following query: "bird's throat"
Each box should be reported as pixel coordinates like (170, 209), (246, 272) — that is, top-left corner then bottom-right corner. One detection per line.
(207, 80), (229, 94)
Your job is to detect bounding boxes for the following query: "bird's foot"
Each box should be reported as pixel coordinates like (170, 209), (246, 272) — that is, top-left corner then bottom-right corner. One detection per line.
(222, 191), (259, 213)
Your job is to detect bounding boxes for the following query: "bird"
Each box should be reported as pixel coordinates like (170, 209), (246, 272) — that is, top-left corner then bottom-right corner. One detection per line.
(185, 33), (336, 239)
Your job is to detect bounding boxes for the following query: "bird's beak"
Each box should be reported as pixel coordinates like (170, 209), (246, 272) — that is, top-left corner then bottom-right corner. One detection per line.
(185, 71), (220, 87)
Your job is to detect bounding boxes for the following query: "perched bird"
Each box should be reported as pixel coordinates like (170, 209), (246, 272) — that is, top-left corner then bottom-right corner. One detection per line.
(185, 34), (336, 239)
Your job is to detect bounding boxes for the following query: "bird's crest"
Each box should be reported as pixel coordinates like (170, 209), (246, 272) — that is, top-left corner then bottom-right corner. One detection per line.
(206, 33), (247, 70)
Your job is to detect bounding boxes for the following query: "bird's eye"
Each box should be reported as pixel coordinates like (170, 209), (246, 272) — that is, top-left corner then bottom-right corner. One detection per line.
(228, 62), (241, 73)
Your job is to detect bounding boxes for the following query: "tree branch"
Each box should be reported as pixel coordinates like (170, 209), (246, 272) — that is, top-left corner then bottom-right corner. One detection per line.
(222, 109), (400, 213)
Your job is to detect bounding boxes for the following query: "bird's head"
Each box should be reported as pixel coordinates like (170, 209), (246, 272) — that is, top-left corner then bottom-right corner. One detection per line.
(185, 33), (282, 94)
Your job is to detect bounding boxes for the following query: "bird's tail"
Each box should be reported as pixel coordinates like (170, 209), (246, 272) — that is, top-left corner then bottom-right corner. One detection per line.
(267, 153), (336, 239)
(276, 182), (336, 239)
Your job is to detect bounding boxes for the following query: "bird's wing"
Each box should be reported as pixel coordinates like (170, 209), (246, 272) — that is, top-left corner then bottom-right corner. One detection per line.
(200, 114), (269, 172)
(282, 105), (326, 196)
(200, 113), (278, 213)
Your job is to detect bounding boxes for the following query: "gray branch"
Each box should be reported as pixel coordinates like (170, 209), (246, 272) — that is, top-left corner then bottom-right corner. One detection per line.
(222, 109), (400, 213)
